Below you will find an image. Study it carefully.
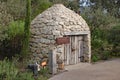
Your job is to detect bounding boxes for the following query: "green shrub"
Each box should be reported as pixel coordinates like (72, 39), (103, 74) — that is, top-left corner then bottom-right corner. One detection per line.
(108, 24), (120, 45)
(7, 21), (24, 39)
(0, 59), (48, 80)
(37, 76), (48, 80)
(0, 59), (18, 80)
(111, 46), (120, 57)
(107, 24), (120, 57)
(0, 21), (24, 59)
(39, 67), (49, 77)
(15, 72), (34, 80)
(31, 0), (52, 19)
(0, 26), (8, 42)
(101, 51), (110, 60)
(92, 39), (103, 48)
(91, 54), (99, 62)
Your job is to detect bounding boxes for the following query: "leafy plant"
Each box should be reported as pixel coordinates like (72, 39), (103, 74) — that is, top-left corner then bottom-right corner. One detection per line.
(0, 21), (24, 59)
(0, 26), (8, 42)
(107, 24), (120, 57)
(0, 59), (18, 80)
(39, 67), (49, 77)
(15, 72), (34, 80)
(108, 24), (120, 45)
(31, 0), (52, 19)
(0, 58), (48, 80)
(91, 54), (99, 62)
(7, 21), (24, 39)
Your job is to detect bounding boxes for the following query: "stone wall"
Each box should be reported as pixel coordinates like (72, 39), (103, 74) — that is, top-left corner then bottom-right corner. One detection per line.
(83, 34), (91, 62)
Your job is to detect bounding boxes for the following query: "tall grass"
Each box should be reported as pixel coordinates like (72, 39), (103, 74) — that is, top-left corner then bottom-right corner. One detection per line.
(0, 59), (18, 80)
(0, 59), (35, 80)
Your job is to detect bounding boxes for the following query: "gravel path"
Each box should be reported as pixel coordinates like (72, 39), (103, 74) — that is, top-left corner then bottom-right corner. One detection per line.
(49, 58), (120, 80)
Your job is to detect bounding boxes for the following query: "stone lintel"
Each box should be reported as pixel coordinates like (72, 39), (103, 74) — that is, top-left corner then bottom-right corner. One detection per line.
(64, 31), (90, 36)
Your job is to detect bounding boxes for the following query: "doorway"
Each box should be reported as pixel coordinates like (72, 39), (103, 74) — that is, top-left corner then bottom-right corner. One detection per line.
(63, 35), (84, 65)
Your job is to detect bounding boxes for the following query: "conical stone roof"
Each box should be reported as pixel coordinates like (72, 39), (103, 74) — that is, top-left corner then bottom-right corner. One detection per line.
(31, 4), (90, 36)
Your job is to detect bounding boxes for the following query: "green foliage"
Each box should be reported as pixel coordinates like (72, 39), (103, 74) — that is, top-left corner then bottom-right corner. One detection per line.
(66, 0), (80, 13)
(31, 0), (52, 19)
(5, 0), (26, 20)
(40, 67), (49, 77)
(0, 0), (52, 21)
(81, 6), (120, 61)
(108, 24), (120, 45)
(91, 54), (99, 62)
(0, 0), (52, 58)
(0, 0), (26, 20)
(90, 28), (105, 51)
(0, 21), (24, 59)
(7, 21), (24, 39)
(15, 72), (34, 80)
(92, 39), (103, 48)
(49, 0), (69, 5)
(49, 0), (80, 13)
(0, 59), (18, 80)
(90, 0), (120, 18)
(0, 2), (13, 26)
(0, 59), (42, 80)
(0, 26), (8, 42)
(21, 0), (31, 56)
(91, 37), (112, 61)
(101, 51), (110, 60)
(37, 76), (48, 80)
(107, 24), (120, 57)
(111, 46), (120, 57)
(81, 7), (117, 30)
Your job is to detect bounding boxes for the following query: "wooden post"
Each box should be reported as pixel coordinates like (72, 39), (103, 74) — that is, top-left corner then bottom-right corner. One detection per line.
(48, 50), (57, 75)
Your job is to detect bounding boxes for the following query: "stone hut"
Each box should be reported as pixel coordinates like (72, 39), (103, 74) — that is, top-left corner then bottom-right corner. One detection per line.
(30, 4), (91, 66)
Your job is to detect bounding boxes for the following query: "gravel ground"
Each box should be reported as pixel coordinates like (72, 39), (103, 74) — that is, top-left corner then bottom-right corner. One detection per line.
(49, 58), (120, 80)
